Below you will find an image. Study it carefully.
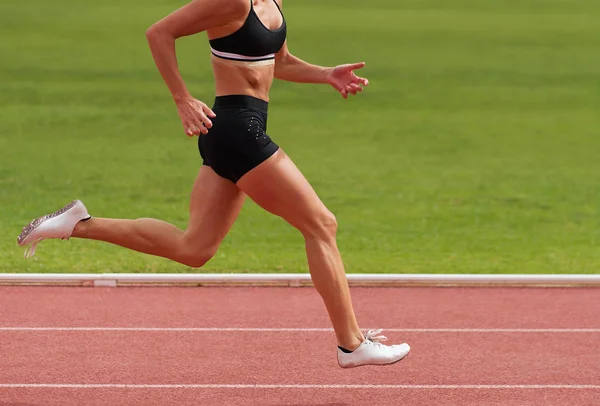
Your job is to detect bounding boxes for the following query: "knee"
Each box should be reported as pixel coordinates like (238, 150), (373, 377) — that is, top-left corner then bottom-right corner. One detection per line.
(301, 209), (338, 240)
(178, 245), (218, 268)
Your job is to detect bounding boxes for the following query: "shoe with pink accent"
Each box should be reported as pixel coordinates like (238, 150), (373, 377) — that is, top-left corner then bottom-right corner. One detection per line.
(337, 329), (410, 368)
(17, 200), (91, 258)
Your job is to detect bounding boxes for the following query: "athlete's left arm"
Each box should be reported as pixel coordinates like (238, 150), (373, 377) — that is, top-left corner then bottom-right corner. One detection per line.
(273, 3), (368, 99)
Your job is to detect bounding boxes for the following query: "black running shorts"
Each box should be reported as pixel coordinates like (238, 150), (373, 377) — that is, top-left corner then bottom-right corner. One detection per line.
(198, 95), (279, 183)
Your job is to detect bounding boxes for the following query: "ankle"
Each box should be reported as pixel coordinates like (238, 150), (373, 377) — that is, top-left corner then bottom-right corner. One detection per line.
(338, 332), (365, 352)
(72, 217), (92, 238)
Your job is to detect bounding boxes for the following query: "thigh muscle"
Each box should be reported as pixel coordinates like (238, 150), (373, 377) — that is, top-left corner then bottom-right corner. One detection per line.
(236, 149), (331, 233)
(185, 165), (246, 248)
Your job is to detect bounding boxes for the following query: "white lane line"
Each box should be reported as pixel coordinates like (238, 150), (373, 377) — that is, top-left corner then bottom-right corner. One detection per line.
(0, 327), (599, 333)
(0, 384), (599, 389)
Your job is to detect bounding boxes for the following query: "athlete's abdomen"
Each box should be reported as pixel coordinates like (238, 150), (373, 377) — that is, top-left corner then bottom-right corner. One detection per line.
(211, 56), (275, 102)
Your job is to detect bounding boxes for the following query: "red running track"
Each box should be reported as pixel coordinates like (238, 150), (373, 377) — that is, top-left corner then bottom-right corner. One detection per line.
(0, 286), (599, 405)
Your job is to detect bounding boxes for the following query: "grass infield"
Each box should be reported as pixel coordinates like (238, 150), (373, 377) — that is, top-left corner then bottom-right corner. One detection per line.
(1, 0), (599, 274)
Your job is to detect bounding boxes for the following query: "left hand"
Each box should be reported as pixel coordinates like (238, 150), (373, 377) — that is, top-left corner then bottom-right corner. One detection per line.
(327, 62), (369, 99)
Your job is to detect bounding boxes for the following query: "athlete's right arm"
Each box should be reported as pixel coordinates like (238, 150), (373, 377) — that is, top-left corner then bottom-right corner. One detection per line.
(145, 0), (245, 136)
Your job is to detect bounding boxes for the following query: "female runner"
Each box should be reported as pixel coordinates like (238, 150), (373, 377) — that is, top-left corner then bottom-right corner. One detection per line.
(18, 0), (410, 368)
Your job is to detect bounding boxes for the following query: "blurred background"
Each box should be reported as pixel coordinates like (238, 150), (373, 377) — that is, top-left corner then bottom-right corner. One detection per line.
(1, 0), (599, 274)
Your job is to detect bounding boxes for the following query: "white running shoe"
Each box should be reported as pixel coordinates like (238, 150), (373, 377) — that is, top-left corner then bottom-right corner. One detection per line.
(337, 329), (410, 368)
(17, 200), (91, 258)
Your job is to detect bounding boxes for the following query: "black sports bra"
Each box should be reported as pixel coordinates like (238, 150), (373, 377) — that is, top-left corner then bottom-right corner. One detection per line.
(209, 0), (287, 63)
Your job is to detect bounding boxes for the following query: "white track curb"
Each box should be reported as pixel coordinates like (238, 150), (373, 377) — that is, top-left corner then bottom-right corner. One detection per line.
(0, 273), (599, 287)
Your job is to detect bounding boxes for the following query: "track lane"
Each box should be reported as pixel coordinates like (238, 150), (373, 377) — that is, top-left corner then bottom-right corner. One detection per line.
(1, 286), (599, 328)
(1, 286), (599, 405)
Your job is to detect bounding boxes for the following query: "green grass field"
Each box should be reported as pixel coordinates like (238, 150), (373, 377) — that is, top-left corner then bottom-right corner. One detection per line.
(1, 0), (599, 274)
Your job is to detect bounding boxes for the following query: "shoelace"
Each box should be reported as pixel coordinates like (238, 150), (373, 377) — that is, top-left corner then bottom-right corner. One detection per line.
(24, 238), (43, 258)
(23, 236), (69, 258)
(364, 329), (388, 343)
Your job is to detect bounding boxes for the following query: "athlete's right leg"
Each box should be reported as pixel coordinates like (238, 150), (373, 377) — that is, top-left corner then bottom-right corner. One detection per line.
(237, 149), (363, 349)
(237, 149), (410, 368)
(69, 165), (244, 267)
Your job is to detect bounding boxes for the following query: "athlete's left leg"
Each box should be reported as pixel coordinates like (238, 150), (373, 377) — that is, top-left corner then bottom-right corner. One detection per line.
(18, 165), (245, 267)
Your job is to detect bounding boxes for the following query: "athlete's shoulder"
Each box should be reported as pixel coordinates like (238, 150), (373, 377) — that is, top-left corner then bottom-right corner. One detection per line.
(215, 0), (249, 13)
(197, 0), (248, 15)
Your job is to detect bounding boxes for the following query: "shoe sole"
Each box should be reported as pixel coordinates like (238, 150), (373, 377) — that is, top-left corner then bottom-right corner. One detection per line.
(17, 200), (80, 246)
(338, 351), (410, 369)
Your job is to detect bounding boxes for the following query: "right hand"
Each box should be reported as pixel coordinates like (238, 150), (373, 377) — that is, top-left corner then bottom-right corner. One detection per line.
(176, 97), (216, 136)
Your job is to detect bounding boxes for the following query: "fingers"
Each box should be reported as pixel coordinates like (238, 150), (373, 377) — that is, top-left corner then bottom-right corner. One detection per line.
(180, 100), (217, 136)
(349, 83), (363, 93)
(347, 84), (362, 95)
(345, 62), (366, 71)
(340, 82), (364, 98)
(346, 62), (369, 86)
(197, 102), (215, 134)
(196, 114), (211, 134)
(197, 102), (213, 129)
(184, 118), (208, 137)
(354, 76), (369, 86)
(186, 116), (207, 136)
(184, 123), (201, 137)
(203, 104), (217, 118)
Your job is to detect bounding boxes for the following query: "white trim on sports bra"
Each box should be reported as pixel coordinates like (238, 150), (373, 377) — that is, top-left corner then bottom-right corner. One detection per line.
(210, 47), (275, 62)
